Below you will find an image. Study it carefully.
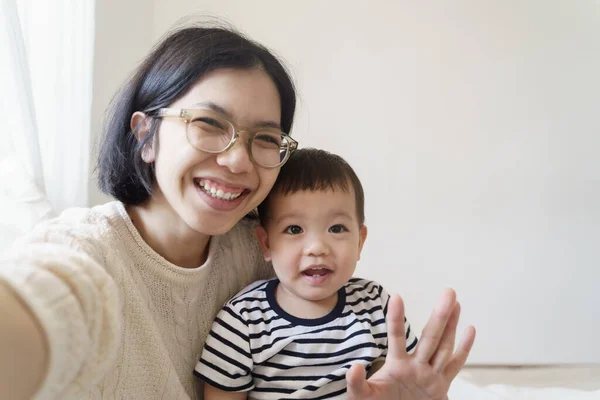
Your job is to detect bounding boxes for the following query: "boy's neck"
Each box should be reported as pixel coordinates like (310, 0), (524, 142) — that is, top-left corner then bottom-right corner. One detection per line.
(275, 284), (339, 319)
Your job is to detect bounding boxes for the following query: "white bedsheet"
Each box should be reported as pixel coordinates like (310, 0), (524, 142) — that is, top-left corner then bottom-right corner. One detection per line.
(449, 377), (600, 399)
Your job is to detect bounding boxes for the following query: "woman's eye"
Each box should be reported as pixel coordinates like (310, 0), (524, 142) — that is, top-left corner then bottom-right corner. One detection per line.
(329, 224), (348, 233)
(255, 133), (281, 145)
(194, 117), (224, 130)
(285, 225), (303, 235)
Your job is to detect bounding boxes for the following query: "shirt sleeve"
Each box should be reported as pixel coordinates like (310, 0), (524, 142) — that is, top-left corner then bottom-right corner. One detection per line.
(0, 216), (122, 399)
(378, 284), (419, 355)
(195, 302), (254, 392)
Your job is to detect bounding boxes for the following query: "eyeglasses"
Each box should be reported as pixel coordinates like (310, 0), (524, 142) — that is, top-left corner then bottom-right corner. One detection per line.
(154, 108), (298, 168)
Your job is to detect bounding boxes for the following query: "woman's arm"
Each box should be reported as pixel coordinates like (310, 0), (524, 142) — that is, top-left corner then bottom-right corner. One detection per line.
(0, 283), (48, 400)
(0, 218), (122, 399)
(204, 383), (247, 400)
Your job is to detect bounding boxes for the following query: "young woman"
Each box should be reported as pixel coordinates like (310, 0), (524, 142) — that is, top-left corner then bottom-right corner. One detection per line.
(0, 24), (474, 400)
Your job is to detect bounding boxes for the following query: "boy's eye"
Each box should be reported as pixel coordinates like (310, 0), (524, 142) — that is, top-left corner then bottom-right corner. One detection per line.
(285, 225), (303, 235)
(329, 224), (347, 234)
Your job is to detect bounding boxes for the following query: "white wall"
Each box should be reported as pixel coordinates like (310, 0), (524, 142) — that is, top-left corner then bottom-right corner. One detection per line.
(89, 0), (155, 206)
(92, 0), (600, 364)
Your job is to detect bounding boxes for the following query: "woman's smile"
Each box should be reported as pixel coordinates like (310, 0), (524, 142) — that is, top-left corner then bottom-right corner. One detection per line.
(193, 177), (251, 212)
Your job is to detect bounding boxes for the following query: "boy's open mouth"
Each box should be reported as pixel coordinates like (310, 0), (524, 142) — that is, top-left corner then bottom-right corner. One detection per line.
(302, 267), (332, 277)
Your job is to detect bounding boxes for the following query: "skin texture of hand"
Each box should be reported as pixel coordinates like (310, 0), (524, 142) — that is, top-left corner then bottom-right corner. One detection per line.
(346, 289), (476, 400)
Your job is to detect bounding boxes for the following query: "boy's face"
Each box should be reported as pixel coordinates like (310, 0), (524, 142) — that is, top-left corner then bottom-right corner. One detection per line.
(256, 188), (368, 304)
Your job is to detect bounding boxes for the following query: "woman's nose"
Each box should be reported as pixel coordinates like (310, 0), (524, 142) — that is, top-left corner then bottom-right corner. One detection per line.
(215, 136), (254, 174)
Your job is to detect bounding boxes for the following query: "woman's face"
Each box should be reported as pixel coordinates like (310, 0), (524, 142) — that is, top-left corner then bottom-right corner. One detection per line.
(142, 67), (283, 236)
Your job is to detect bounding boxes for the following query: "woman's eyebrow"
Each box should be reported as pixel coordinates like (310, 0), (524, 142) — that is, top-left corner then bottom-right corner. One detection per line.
(192, 101), (230, 117)
(192, 101), (281, 130)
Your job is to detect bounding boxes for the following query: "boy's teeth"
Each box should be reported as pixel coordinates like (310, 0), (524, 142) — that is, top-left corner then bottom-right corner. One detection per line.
(304, 267), (329, 276)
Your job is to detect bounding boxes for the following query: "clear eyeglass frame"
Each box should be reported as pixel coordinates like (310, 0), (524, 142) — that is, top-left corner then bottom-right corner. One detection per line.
(154, 108), (298, 168)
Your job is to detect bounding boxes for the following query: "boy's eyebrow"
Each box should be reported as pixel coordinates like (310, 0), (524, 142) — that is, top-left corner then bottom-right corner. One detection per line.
(191, 101), (282, 130)
(274, 212), (304, 225)
(274, 211), (354, 225)
(331, 211), (354, 220)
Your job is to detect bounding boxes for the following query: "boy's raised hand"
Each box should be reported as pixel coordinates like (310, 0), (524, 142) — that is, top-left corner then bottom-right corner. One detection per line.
(346, 290), (476, 400)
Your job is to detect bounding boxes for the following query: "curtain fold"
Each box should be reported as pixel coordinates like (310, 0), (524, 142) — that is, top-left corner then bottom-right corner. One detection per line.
(0, 0), (95, 213)
(0, 0), (44, 190)
(0, 0), (95, 249)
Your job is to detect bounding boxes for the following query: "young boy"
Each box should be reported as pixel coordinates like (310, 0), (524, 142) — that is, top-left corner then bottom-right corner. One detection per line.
(195, 148), (418, 399)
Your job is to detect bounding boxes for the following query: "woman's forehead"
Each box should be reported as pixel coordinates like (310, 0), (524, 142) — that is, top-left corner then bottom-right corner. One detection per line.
(175, 68), (281, 126)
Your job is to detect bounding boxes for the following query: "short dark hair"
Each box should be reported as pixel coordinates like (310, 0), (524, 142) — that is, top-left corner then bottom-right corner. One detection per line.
(258, 148), (365, 226)
(97, 23), (297, 205)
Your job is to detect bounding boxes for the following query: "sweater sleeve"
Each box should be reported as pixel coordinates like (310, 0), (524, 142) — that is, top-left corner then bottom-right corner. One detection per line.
(0, 212), (122, 399)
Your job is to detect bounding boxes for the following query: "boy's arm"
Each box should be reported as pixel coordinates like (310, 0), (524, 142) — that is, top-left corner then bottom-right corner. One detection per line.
(195, 301), (255, 397)
(204, 383), (247, 400)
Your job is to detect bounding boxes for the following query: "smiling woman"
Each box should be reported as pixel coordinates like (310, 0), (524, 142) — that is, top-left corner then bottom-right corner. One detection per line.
(123, 67), (286, 255)
(0, 23), (298, 399)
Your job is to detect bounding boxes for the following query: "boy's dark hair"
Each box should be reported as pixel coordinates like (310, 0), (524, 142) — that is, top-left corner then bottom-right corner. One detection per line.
(97, 23), (296, 205)
(258, 148), (365, 226)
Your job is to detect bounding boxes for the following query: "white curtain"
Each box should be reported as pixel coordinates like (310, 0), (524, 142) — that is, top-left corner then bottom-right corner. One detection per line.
(0, 0), (95, 248)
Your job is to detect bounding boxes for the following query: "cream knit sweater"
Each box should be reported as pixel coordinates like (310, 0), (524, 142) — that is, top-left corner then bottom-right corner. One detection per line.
(0, 201), (273, 399)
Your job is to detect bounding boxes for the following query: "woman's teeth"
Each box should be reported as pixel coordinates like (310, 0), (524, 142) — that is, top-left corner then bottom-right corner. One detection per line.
(197, 179), (243, 201)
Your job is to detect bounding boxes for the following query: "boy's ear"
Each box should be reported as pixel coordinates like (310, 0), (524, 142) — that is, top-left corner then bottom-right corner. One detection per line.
(131, 111), (155, 163)
(357, 225), (368, 260)
(255, 226), (272, 261)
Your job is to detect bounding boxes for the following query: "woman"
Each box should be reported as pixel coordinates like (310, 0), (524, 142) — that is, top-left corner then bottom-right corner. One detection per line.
(0, 24), (474, 399)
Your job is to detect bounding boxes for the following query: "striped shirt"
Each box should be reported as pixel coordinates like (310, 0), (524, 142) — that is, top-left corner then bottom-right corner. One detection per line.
(195, 278), (418, 399)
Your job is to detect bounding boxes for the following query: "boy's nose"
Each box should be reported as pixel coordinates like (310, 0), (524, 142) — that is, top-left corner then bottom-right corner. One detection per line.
(305, 236), (329, 257)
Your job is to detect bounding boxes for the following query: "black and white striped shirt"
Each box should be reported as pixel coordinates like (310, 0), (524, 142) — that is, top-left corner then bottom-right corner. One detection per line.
(195, 278), (418, 399)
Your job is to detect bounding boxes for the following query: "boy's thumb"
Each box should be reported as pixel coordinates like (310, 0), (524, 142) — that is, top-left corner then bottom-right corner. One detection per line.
(346, 364), (368, 399)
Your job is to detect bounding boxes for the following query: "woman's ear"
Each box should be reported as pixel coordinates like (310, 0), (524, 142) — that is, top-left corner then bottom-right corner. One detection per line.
(131, 111), (156, 163)
(255, 226), (272, 261)
(357, 225), (368, 260)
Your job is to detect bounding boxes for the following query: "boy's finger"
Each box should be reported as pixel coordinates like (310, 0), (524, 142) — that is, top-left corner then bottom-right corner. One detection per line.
(444, 325), (476, 380)
(386, 294), (409, 361)
(346, 364), (369, 399)
(415, 288), (456, 364)
(430, 301), (460, 372)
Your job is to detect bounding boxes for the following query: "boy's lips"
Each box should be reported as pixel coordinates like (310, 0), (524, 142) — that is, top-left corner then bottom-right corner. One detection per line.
(302, 266), (333, 286)
(302, 265), (333, 276)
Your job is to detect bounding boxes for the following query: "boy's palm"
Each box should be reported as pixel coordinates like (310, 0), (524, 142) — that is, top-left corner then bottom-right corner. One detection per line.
(347, 291), (476, 400)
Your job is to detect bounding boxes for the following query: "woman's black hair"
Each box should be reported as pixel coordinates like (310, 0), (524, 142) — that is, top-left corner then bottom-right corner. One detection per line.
(97, 22), (296, 205)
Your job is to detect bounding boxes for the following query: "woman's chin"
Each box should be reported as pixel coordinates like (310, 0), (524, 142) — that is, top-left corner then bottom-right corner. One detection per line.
(184, 212), (242, 237)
